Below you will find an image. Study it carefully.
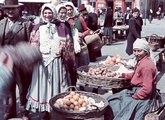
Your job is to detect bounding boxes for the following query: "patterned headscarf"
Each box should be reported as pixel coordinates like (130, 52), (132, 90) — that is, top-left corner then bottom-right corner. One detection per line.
(40, 3), (57, 23)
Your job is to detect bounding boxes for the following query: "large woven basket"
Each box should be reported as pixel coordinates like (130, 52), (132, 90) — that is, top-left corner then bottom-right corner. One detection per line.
(49, 90), (108, 119)
(77, 65), (130, 89)
(145, 34), (165, 50)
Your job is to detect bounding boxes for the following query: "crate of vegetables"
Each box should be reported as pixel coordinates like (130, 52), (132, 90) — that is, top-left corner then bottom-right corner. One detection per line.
(77, 64), (130, 88)
(49, 87), (108, 119)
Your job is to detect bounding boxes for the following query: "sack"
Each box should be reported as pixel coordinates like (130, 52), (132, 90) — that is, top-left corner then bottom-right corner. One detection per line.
(84, 29), (101, 44)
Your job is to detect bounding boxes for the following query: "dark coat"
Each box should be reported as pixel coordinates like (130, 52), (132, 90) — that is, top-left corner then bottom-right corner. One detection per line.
(0, 17), (33, 46)
(126, 17), (141, 55)
(87, 12), (98, 31)
(104, 7), (113, 27)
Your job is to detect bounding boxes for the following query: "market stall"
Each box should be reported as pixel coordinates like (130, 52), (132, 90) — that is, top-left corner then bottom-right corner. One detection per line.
(112, 25), (129, 39)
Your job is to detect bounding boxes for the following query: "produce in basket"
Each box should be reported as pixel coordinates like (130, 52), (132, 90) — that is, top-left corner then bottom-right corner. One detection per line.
(87, 65), (118, 77)
(54, 91), (104, 112)
(100, 54), (124, 65)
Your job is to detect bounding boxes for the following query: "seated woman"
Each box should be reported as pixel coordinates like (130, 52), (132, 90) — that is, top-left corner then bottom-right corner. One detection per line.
(104, 38), (158, 120)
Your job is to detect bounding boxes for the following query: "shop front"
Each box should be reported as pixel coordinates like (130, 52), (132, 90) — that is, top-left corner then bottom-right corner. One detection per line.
(114, 0), (134, 12)
(95, 0), (134, 14)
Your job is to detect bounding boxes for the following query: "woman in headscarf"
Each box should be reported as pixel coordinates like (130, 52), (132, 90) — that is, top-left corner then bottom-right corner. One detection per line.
(26, 3), (72, 119)
(104, 38), (158, 120)
(56, 3), (80, 86)
(65, 2), (90, 67)
(64, 1), (78, 24)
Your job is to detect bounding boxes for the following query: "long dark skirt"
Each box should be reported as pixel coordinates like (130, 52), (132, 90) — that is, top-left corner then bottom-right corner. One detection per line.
(103, 87), (151, 120)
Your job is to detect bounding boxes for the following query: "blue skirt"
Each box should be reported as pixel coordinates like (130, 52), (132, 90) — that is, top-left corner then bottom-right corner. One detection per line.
(104, 87), (152, 120)
(103, 27), (112, 37)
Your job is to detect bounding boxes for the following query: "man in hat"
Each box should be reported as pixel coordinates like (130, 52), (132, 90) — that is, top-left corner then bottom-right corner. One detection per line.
(0, 0), (33, 119)
(78, 4), (101, 62)
(78, 4), (89, 24)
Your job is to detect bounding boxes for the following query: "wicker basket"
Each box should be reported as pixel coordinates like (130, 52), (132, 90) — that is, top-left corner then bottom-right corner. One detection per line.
(77, 65), (130, 89)
(145, 34), (165, 51)
(49, 90), (108, 119)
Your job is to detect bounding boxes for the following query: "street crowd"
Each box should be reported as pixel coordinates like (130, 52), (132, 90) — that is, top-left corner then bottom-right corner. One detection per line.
(0, 0), (163, 120)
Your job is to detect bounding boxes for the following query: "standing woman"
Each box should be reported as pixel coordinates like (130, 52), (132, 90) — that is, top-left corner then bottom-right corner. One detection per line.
(65, 2), (90, 67)
(26, 3), (71, 120)
(64, 2), (78, 25)
(102, 7), (113, 45)
(56, 3), (80, 86)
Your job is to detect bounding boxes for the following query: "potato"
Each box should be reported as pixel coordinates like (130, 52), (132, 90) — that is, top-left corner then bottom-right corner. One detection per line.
(78, 98), (84, 105)
(73, 101), (79, 106)
(64, 98), (71, 106)
(69, 104), (75, 109)
(70, 98), (75, 103)
(72, 95), (78, 101)
(74, 105), (79, 111)
(82, 102), (87, 107)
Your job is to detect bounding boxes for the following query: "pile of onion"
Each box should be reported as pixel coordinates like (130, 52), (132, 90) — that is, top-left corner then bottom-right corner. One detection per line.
(87, 66), (117, 77)
(54, 91), (89, 111)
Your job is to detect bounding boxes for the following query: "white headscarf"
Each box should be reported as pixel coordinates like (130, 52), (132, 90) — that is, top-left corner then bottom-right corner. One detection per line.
(56, 3), (67, 21)
(40, 3), (57, 23)
(133, 38), (150, 54)
(133, 38), (156, 64)
(64, 2), (78, 18)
